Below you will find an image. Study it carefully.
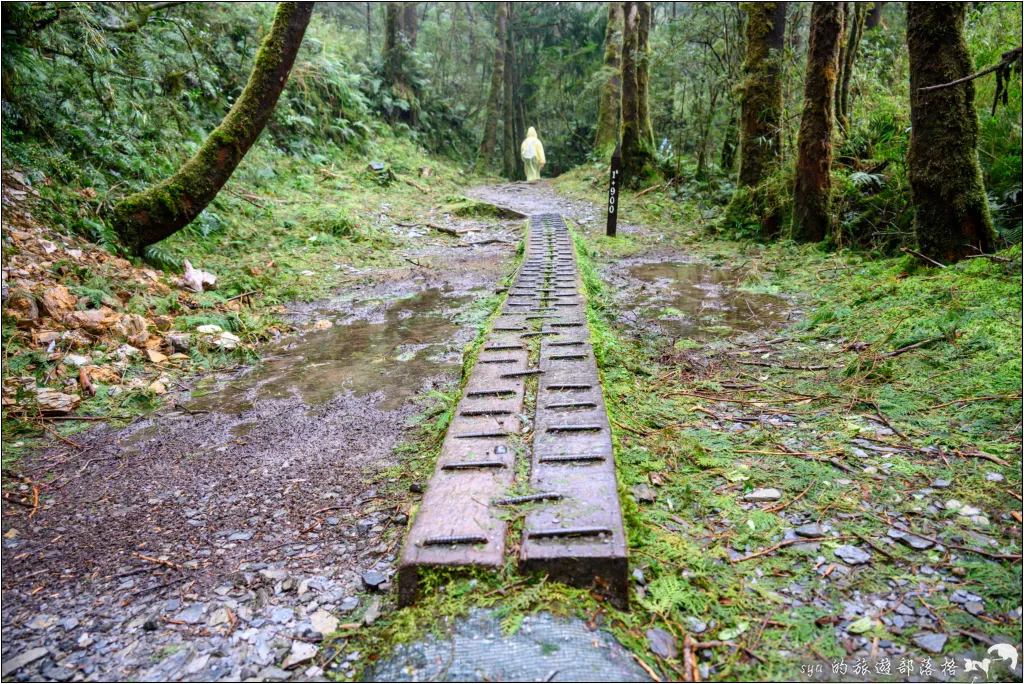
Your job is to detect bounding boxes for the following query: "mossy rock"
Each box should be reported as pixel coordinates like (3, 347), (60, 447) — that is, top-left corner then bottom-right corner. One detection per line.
(444, 198), (527, 220)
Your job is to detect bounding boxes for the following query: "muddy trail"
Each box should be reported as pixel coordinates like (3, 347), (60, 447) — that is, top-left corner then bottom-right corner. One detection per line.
(1, 208), (525, 681)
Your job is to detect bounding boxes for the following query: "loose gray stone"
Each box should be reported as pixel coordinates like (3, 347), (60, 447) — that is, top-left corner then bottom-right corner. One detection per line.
(1, 647), (49, 677)
(363, 599), (382, 626)
(362, 570), (386, 589)
(176, 603), (207, 624)
(795, 524), (823, 538)
(888, 528), (934, 550)
(646, 628), (678, 660)
(632, 484), (656, 504)
(260, 569), (288, 582)
(27, 614), (57, 630)
(270, 607), (294, 624)
(684, 617), (707, 635)
(259, 665), (292, 681)
(931, 479), (951, 489)
(228, 531), (253, 541)
(743, 488), (782, 502)
(913, 632), (947, 654)
(834, 545), (871, 565)
(339, 597), (359, 613)
(964, 601), (985, 616)
(282, 641), (317, 669)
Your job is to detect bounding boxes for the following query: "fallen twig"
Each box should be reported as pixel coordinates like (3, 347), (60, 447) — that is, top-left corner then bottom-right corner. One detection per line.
(764, 479), (816, 513)
(881, 335), (945, 358)
(403, 177), (428, 193)
(736, 361), (833, 371)
(901, 247), (946, 269)
(731, 537), (848, 563)
(853, 531), (901, 562)
(890, 523), (1021, 561)
(631, 653), (663, 682)
(926, 394), (1021, 411)
(953, 449), (1011, 467)
(132, 553), (182, 570)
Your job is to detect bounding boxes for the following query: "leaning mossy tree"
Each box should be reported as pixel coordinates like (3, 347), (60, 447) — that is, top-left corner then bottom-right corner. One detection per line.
(619, 1), (657, 186)
(907, 2), (995, 262)
(793, 2), (844, 242)
(110, 2), (314, 255)
(593, 1), (623, 156)
(727, 2), (787, 235)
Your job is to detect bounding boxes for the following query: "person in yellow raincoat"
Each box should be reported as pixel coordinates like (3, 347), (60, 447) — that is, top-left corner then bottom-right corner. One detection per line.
(521, 127), (546, 182)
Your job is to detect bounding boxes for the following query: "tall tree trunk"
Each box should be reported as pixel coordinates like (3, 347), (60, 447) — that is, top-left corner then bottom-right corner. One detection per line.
(366, 2), (372, 43)
(736, 2), (787, 189)
(837, 1), (865, 133)
(594, 2), (623, 155)
(865, 1), (885, 29)
(401, 2), (418, 48)
(383, 2), (401, 89)
(636, 2), (655, 150)
(906, 2), (994, 262)
(383, 1), (415, 124)
(477, 2), (506, 171)
(110, 2), (313, 254)
(502, 4), (524, 181)
(836, 2), (849, 116)
(720, 108), (739, 173)
(619, 1), (656, 186)
(793, 2), (844, 242)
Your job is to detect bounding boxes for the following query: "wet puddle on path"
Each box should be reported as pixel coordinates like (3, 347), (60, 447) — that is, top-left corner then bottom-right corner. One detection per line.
(190, 288), (471, 414)
(624, 261), (789, 339)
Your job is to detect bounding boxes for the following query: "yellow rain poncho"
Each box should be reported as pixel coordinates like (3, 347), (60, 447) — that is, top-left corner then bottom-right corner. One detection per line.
(521, 127), (546, 182)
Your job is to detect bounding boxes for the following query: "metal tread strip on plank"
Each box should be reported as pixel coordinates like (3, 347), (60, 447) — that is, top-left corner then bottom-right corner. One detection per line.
(397, 248), (535, 607)
(519, 213), (629, 609)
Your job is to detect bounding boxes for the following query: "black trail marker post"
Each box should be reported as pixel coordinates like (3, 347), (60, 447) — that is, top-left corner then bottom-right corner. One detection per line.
(606, 142), (622, 237)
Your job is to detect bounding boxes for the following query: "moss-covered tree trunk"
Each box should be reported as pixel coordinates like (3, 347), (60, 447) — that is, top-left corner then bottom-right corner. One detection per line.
(837, 1), (865, 133)
(866, 1), (885, 29)
(836, 2), (849, 115)
(594, 2), (623, 156)
(401, 2), (418, 48)
(720, 108), (739, 173)
(619, 1), (656, 186)
(636, 2), (655, 150)
(793, 2), (844, 242)
(476, 1), (506, 171)
(501, 4), (524, 181)
(383, 2), (402, 88)
(907, 2), (995, 262)
(110, 2), (313, 255)
(736, 2), (786, 189)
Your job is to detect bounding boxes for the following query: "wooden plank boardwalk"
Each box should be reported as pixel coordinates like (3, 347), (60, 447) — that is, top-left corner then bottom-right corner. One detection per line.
(399, 214), (627, 607)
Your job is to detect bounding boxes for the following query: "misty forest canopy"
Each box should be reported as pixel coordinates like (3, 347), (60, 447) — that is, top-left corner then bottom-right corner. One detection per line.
(1, 2), (1022, 261)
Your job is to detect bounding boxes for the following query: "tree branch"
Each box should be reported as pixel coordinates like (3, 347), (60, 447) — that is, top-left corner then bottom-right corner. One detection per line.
(918, 46), (1021, 92)
(99, 1), (186, 32)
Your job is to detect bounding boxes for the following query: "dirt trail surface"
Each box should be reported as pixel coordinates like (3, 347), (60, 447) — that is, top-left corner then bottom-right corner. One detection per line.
(1, 224), (517, 681)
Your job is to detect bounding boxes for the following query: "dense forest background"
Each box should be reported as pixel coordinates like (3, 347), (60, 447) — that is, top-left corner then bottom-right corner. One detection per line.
(1, 2), (1021, 257)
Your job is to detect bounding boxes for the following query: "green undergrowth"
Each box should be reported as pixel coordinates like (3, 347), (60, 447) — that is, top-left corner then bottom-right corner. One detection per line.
(559, 185), (1022, 678)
